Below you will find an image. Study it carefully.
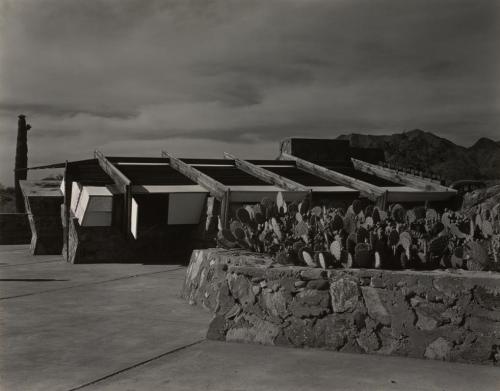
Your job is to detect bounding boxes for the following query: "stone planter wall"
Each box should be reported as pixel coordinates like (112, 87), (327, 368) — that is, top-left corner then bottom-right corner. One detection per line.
(0, 213), (31, 245)
(183, 249), (500, 366)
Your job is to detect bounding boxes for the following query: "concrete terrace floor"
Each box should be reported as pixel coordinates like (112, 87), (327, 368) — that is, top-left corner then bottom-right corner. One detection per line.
(0, 245), (499, 391)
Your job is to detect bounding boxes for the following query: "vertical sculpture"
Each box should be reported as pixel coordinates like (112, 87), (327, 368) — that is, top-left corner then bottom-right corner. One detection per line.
(14, 114), (30, 212)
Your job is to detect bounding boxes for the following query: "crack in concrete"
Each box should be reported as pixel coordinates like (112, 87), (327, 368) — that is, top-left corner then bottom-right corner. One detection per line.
(0, 259), (62, 267)
(0, 267), (186, 300)
(65, 339), (205, 391)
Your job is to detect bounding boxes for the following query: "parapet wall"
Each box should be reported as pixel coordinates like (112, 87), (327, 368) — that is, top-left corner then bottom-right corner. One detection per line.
(0, 213), (31, 245)
(182, 249), (500, 366)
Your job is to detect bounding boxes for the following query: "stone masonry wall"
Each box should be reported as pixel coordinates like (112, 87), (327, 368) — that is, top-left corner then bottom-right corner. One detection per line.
(0, 213), (31, 245)
(25, 196), (63, 255)
(183, 249), (500, 366)
(64, 214), (213, 264)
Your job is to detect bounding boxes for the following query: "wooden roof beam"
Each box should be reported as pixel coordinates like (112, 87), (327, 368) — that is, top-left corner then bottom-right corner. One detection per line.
(281, 152), (384, 201)
(351, 158), (456, 193)
(161, 151), (228, 200)
(94, 150), (133, 237)
(223, 152), (310, 192)
(94, 150), (131, 191)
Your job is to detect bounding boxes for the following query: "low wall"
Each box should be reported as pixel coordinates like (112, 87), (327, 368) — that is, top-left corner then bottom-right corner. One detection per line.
(183, 249), (500, 366)
(20, 181), (64, 255)
(0, 213), (31, 245)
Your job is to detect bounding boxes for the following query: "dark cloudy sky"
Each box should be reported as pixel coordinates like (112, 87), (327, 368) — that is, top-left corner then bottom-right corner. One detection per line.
(0, 0), (499, 185)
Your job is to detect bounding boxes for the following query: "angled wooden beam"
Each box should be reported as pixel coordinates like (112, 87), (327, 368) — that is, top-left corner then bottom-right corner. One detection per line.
(94, 150), (131, 191)
(351, 158), (456, 194)
(161, 151), (228, 200)
(94, 150), (132, 237)
(223, 152), (310, 192)
(14, 162), (66, 171)
(281, 152), (384, 201)
(162, 150), (231, 227)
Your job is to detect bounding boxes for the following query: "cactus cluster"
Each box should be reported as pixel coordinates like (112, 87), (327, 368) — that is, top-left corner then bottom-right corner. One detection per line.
(216, 193), (500, 271)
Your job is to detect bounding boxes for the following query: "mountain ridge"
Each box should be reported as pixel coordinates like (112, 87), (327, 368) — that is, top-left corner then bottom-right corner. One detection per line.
(337, 130), (500, 182)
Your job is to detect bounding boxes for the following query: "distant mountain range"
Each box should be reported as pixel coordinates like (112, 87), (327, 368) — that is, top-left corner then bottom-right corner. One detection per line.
(337, 129), (500, 182)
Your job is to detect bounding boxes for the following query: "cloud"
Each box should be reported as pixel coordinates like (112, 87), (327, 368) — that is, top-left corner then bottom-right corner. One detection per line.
(0, 0), (499, 184)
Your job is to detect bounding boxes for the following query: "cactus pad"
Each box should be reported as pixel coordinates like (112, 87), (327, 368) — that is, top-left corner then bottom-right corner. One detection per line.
(356, 226), (369, 244)
(399, 231), (412, 251)
(431, 222), (445, 237)
(429, 235), (448, 257)
(331, 214), (344, 231)
(330, 240), (342, 260)
(414, 206), (426, 220)
(352, 199), (362, 215)
(300, 248), (317, 267)
(316, 251), (333, 269)
(426, 208), (438, 221)
(482, 220), (493, 237)
(391, 204), (406, 223)
(311, 206), (322, 217)
(465, 241), (489, 266)
(389, 230), (400, 246)
(299, 199), (310, 214)
(406, 209), (416, 224)
(354, 243), (372, 268)
(295, 220), (309, 237)
(343, 215), (356, 234)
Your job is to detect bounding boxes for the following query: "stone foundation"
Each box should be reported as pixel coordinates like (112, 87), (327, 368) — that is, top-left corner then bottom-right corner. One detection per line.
(0, 213), (31, 244)
(183, 249), (500, 366)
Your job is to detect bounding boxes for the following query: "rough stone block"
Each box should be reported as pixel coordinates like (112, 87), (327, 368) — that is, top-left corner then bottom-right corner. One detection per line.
(330, 275), (360, 313)
(361, 287), (391, 326)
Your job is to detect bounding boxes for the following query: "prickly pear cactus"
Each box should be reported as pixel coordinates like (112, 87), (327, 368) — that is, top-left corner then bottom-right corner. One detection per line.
(352, 199), (362, 215)
(236, 207), (251, 224)
(391, 204), (406, 223)
(481, 220), (493, 237)
(414, 206), (426, 220)
(399, 231), (412, 252)
(330, 240), (342, 261)
(356, 226), (369, 244)
(389, 230), (400, 247)
(300, 248), (317, 267)
(429, 235), (448, 257)
(372, 208), (381, 224)
(311, 206), (322, 217)
(217, 194), (497, 271)
(299, 199), (310, 214)
(230, 221), (246, 240)
(464, 241), (489, 271)
(406, 209), (416, 224)
(451, 246), (464, 268)
(426, 208), (438, 221)
(331, 214), (343, 231)
(343, 214), (356, 235)
(354, 243), (372, 268)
